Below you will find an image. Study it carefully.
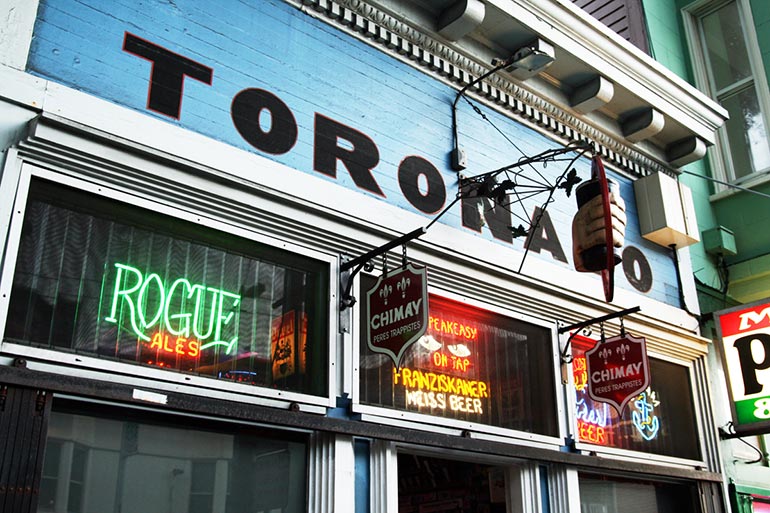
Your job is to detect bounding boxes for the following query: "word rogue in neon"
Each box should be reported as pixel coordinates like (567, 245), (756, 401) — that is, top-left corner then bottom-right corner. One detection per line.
(104, 263), (242, 354)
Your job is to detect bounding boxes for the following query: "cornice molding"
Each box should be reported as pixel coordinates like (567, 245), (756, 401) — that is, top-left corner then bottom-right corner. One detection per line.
(295, 0), (688, 178)
(489, 0), (727, 141)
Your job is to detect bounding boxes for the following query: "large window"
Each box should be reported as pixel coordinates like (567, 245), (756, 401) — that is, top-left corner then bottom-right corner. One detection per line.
(579, 474), (699, 513)
(687, 0), (770, 185)
(571, 336), (702, 461)
(359, 288), (559, 436)
(4, 179), (329, 396)
(38, 405), (307, 513)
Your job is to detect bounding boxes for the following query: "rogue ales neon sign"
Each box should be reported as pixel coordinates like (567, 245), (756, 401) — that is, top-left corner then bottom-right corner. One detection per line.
(104, 263), (242, 355)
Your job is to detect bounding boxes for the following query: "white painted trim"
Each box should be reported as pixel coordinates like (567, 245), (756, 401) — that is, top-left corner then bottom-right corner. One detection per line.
(682, 0), (770, 187)
(0, 162), (340, 409)
(548, 465), (581, 513)
(370, 440), (399, 513)
(17, 356), (329, 414)
(354, 409), (564, 450)
(333, 434), (356, 513)
(0, 0), (39, 71)
(483, 0), (727, 141)
(507, 462), (543, 513)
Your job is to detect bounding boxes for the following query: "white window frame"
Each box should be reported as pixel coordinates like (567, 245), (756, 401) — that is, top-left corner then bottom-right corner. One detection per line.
(350, 280), (567, 449)
(566, 346), (709, 469)
(683, 0), (770, 193)
(0, 160), (339, 412)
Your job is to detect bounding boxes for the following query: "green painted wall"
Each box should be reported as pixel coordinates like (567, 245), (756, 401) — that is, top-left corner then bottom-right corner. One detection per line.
(643, 0), (770, 308)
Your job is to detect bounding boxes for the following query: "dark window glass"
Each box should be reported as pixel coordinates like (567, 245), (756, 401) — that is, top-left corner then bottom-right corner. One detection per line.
(571, 336), (701, 460)
(399, 454), (508, 512)
(38, 407), (307, 513)
(360, 282), (558, 436)
(6, 179), (329, 396)
(39, 440), (62, 512)
(579, 474), (699, 513)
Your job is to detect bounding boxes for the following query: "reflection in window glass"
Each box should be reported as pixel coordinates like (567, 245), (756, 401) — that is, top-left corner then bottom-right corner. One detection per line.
(6, 179), (329, 396)
(38, 410), (307, 513)
(702, 1), (751, 91)
(722, 88), (770, 179)
(571, 336), (701, 460)
(579, 474), (698, 513)
(360, 287), (558, 435)
(697, 0), (770, 180)
(398, 454), (507, 512)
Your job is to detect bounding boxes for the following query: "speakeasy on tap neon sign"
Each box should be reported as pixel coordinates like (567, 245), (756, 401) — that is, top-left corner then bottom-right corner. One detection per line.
(393, 314), (490, 415)
(103, 263), (242, 356)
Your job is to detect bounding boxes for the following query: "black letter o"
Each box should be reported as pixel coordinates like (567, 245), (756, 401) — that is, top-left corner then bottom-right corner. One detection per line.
(398, 156), (445, 214)
(231, 88), (297, 154)
(622, 245), (653, 293)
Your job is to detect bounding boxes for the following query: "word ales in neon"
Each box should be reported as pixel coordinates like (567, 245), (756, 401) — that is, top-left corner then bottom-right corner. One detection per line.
(104, 263), (242, 354)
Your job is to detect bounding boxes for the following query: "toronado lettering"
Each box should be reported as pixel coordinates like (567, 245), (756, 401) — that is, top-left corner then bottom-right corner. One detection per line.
(591, 362), (644, 383)
(104, 263), (242, 354)
(124, 34), (657, 295)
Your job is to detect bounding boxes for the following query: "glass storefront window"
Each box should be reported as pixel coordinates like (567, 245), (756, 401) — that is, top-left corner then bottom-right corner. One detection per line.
(571, 336), (701, 460)
(38, 407), (307, 513)
(5, 179), (329, 396)
(398, 454), (507, 512)
(579, 474), (698, 513)
(359, 288), (558, 436)
(694, 0), (770, 182)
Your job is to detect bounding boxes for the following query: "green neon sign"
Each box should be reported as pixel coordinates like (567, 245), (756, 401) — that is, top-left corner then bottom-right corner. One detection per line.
(104, 263), (241, 354)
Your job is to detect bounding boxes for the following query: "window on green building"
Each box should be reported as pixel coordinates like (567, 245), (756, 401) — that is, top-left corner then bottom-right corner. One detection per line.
(686, 0), (770, 185)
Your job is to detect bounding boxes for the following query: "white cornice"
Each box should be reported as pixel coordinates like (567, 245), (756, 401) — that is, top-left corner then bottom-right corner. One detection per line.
(493, 0), (727, 143)
(298, 0), (727, 177)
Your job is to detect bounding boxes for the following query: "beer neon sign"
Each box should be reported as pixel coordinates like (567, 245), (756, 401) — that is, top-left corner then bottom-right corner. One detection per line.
(394, 367), (490, 414)
(103, 263), (242, 355)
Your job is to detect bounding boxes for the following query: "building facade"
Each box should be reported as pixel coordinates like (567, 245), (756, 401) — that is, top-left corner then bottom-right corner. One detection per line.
(0, 0), (731, 512)
(626, 0), (770, 511)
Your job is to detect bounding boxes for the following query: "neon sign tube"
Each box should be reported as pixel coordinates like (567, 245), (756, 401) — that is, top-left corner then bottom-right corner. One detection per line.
(104, 263), (242, 354)
(632, 389), (661, 440)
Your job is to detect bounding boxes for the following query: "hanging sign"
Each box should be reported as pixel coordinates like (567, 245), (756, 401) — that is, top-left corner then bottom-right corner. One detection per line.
(586, 333), (650, 414)
(366, 263), (428, 367)
(571, 155), (626, 302)
(715, 299), (770, 433)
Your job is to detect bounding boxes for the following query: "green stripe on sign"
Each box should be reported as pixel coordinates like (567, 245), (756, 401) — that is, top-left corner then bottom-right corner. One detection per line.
(735, 395), (770, 424)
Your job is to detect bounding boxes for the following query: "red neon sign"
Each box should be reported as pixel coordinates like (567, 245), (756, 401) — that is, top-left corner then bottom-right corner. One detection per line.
(147, 331), (201, 358)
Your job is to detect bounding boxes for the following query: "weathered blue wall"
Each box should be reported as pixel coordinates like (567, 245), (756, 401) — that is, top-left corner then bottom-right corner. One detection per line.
(27, 0), (679, 306)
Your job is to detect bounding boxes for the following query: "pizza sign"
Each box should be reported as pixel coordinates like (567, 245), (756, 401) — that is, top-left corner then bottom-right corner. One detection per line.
(716, 299), (770, 432)
(586, 334), (650, 415)
(366, 264), (428, 368)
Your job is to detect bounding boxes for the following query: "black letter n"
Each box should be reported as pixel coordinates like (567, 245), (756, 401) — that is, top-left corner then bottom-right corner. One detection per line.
(123, 32), (213, 119)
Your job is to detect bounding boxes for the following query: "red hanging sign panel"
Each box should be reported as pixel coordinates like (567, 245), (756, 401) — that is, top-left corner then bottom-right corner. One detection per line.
(586, 333), (651, 415)
(366, 264), (429, 368)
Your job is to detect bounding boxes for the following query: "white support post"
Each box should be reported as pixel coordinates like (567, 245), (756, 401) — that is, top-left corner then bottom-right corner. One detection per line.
(370, 439), (399, 513)
(506, 462), (543, 513)
(547, 465), (581, 513)
(308, 432), (356, 513)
